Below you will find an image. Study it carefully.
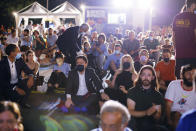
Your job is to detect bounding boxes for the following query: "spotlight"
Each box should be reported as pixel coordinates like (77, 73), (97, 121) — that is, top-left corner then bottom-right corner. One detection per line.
(12, 12), (17, 16)
(137, 0), (153, 10)
(113, 0), (132, 8)
(80, 4), (85, 10)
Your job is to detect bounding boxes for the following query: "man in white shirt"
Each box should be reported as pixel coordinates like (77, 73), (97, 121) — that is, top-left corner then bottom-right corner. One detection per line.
(0, 44), (34, 108)
(6, 29), (19, 46)
(165, 64), (196, 129)
(65, 55), (109, 114)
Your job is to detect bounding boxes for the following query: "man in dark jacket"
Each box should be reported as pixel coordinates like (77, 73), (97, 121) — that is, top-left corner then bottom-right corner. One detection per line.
(56, 24), (89, 69)
(0, 44), (34, 107)
(65, 55), (109, 113)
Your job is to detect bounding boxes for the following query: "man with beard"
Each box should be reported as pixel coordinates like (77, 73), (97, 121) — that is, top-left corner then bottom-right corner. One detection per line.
(127, 65), (163, 131)
(165, 65), (196, 128)
(176, 71), (196, 131)
(165, 64), (196, 130)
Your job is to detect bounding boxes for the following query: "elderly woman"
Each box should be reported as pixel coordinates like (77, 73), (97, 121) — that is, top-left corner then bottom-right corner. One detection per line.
(0, 101), (23, 131)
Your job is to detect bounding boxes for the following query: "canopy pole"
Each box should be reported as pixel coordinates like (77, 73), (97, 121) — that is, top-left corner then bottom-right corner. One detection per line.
(47, 0), (49, 10)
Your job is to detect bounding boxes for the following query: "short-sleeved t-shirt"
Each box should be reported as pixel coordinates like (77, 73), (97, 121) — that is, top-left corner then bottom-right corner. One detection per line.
(47, 34), (58, 47)
(165, 80), (196, 114)
(127, 87), (163, 111)
(116, 71), (133, 90)
(155, 60), (176, 81)
(172, 12), (196, 59)
(122, 39), (140, 53)
(144, 38), (160, 50)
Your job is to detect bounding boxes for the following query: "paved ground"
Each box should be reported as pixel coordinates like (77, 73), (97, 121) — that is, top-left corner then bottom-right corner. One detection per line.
(23, 66), (99, 131)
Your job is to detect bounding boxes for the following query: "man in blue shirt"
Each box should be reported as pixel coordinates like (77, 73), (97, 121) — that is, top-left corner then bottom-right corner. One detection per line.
(47, 28), (58, 57)
(104, 44), (124, 75)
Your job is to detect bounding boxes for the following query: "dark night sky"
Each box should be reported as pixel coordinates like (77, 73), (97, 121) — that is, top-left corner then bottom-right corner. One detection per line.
(0, 0), (185, 27)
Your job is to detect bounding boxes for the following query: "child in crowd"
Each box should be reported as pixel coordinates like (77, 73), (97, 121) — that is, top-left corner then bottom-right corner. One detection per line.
(47, 51), (71, 93)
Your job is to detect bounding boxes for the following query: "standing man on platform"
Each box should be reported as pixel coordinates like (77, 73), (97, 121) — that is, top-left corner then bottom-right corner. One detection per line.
(56, 23), (89, 69)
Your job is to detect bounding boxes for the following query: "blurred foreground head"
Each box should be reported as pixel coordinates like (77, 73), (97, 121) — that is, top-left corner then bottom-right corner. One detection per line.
(100, 100), (131, 131)
(0, 101), (23, 131)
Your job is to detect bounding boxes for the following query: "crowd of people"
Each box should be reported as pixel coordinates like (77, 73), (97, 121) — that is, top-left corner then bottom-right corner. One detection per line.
(0, 0), (196, 131)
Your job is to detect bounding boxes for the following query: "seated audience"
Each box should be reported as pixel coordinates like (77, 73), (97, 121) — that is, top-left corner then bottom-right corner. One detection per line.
(103, 44), (124, 75)
(91, 100), (132, 131)
(134, 49), (153, 72)
(20, 29), (32, 48)
(65, 55), (109, 113)
(83, 41), (91, 55)
(46, 28), (58, 57)
(105, 54), (137, 106)
(162, 39), (174, 52)
(90, 31), (98, 45)
(91, 33), (109, 70)
(24, 50), (39, 76)
(22, 50), (39, 90)
(6, 29), (19, 46)
(114, 28), (123, 40)
(33, 30), (46, 58)
(144, 31), (160, 63)
(176, 71), (196, 131)
(47, 51), (71, 93)
(165, 64), (196, 130)
(0, 101), (23, 131)
(0, 36), (8, 49)
(155, 49), (176, 94)
(0, 44), (34, 107)
(127, 65), (163, 131)
(122, 30), (140, 61)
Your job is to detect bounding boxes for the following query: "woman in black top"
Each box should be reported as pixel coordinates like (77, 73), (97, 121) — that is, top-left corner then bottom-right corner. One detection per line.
(22, 50), (40, 90)
(105, 54), (137, 105)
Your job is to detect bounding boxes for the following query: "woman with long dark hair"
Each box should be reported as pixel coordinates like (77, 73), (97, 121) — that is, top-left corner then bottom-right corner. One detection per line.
(25, 50), (39, 76)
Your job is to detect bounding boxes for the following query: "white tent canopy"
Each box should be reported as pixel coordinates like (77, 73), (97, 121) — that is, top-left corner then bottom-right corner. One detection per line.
(15, 2), (52, 28)
(51, 1), (82, 25)
(14, 1), (82, 28)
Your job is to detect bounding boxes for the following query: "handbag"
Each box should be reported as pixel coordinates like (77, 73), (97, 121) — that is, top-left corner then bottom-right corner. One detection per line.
(35, 75), (45, 86)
